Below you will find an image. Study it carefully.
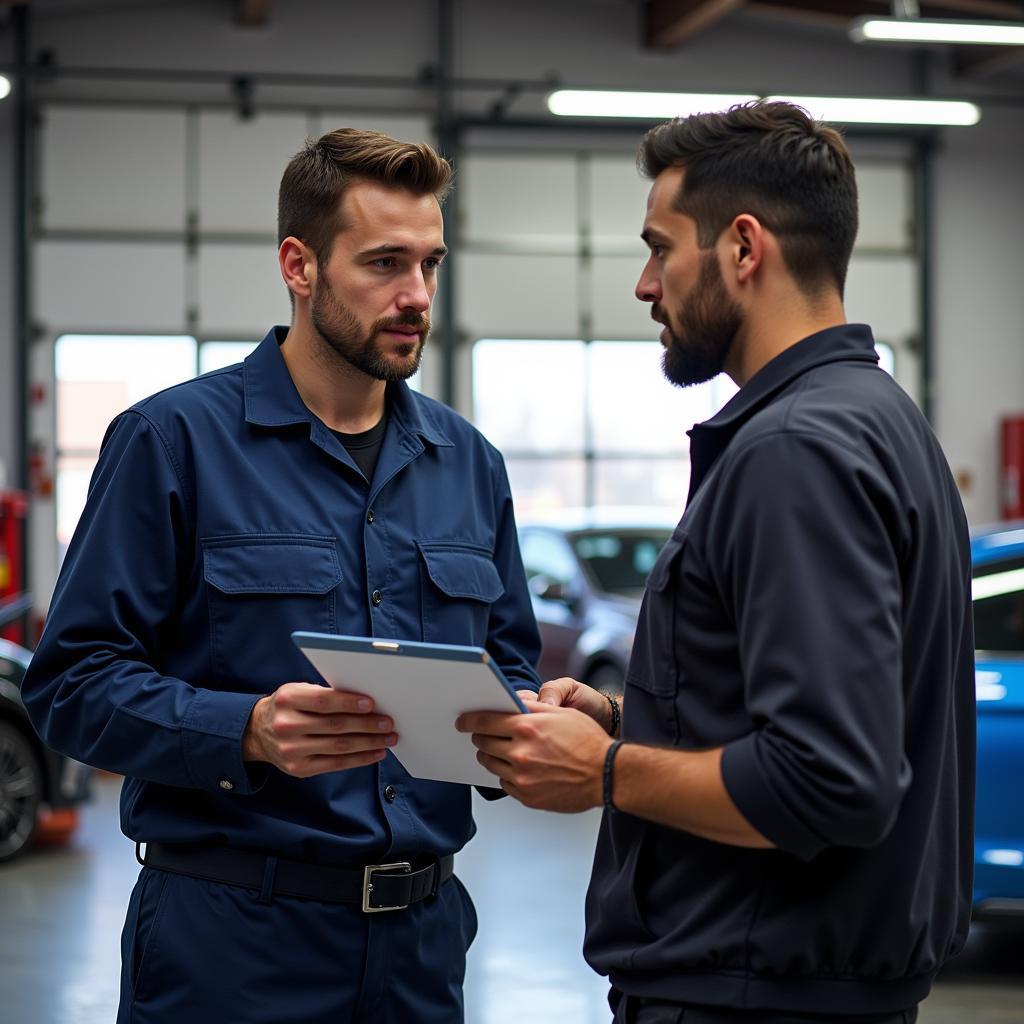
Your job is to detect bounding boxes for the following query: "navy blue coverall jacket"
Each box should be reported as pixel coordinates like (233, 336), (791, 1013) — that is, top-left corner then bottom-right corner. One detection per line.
(22, 327), (542, 1022)
(585, 325), (975, 1018)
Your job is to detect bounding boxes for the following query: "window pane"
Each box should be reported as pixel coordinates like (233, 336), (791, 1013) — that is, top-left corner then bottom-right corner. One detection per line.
(55, 334), (197, 558)
(472, 338), (739, 516)
(505, 458), (585, 517)
(56, 334), (196, 451)
(56, 378), (132, 455)
(709, 374), (740, 409)
(589, 342), (733, 453)
(473, 340), (585, 451)
(593, 457), (690, 510)
(876, 341), (895, 376)
(55, 454), (98, 556)
(198, 341), (258, 374)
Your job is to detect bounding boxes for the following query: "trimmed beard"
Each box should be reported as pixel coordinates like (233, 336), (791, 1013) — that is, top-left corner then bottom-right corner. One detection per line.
(660, 251), (742, 388)
(311, 275), (428, 382)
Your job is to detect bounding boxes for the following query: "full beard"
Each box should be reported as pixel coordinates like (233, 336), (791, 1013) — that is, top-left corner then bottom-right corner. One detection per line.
(660, 251), (742, 388)
(311, 278), (428, 382)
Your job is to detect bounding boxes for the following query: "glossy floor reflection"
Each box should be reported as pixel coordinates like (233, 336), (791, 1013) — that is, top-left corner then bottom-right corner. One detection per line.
(459, 793), (610, 1023)
(1, 774), (1021, 1024)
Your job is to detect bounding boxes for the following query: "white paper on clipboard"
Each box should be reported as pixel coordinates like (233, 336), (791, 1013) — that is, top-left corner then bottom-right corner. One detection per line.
(291, 632), (529, 787)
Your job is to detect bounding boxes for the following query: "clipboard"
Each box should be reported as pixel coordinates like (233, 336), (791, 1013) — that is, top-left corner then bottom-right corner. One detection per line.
(291, 631), (530, 787)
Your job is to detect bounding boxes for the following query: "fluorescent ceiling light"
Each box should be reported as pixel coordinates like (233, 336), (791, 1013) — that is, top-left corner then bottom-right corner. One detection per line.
(548, 90), (757, 119)
(0, 76), (11, 102)
(547, 89), (981, 127)
(851, 17), (1024, 46)
(766, 95), (980, 126)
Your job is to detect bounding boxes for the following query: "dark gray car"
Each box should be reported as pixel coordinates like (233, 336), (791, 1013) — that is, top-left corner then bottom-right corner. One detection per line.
(0, 638), (93, 862)
(518, 510), (675, 692)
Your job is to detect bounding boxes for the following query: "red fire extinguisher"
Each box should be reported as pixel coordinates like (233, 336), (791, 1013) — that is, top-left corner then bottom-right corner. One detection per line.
(1000, 416), (1024, 521)
(0, 489), (28, 644)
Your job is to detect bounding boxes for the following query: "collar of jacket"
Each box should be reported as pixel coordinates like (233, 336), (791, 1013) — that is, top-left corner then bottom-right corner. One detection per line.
(242, 326), (453, 449)
(685, 323), (880, 503)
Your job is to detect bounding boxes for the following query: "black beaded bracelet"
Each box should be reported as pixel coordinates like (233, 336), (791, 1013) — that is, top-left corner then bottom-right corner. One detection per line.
(601, 691), (621, 738)
(603, 739), (624, 812)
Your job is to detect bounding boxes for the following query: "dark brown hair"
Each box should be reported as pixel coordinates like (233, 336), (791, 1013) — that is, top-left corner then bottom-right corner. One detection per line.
(638, 101), (858, 298)
(277, 127), (454, 264)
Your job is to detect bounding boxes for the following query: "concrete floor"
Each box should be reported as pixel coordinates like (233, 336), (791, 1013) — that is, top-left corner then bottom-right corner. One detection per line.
(1, 773), (1021, 1024)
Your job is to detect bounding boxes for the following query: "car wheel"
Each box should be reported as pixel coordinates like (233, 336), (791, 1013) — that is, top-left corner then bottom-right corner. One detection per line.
(0, 721), (43, 863)
(587, 664), (625, 695)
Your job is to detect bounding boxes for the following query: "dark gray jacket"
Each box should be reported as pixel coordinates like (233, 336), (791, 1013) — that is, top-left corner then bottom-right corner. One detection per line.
(585, 324), (975, 1016)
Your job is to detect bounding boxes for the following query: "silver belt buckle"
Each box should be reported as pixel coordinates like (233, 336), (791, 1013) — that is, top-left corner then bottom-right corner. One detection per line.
(362, 861), (412, 913)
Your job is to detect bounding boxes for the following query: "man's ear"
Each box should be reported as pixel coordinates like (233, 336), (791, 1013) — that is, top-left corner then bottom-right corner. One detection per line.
(278, 236), (316, 301)
(728, 214), (764, 286)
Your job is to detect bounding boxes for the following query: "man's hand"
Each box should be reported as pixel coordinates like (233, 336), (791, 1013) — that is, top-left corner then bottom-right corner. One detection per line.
(533, 677), (615, 730)
(243, 683), (397, 777)
(456, 703), (612, 813)
(464, 694), (772, 845)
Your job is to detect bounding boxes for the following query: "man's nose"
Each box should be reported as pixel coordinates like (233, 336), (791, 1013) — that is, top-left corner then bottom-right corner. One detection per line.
(636, 267), (661, 304)
(397, 270), (432, 312)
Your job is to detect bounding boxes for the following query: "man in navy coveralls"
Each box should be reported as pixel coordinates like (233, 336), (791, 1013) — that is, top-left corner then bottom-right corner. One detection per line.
(23, 128), (541, 1023)
(461, 102), (974, 1024)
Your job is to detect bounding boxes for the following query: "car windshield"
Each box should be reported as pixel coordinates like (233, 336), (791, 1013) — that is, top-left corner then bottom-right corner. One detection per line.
(973, 554), (1024, 654)
(0, 656), (26, 688)
(571, 529), (673, 597)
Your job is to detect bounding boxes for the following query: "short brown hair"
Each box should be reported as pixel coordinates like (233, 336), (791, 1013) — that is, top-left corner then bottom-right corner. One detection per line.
(278, 128), (454, 264)
(638, 101), (858, 298)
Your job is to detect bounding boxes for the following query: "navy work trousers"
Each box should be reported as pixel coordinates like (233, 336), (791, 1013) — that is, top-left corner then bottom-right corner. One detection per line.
(118, 866), (478, 1024)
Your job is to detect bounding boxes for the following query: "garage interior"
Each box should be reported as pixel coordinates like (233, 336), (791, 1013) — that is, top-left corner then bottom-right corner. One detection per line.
(1, 1), (1023, 1022)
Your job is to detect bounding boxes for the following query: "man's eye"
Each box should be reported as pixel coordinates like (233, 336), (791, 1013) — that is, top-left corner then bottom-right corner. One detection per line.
(423, 258), (441, 271)
(372, 257), (397, 269)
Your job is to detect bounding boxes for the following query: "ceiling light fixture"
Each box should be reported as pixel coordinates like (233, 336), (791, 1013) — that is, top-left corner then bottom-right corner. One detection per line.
(765, 94), (980, 126)
(0, 75), (11, 101)
(547, 90), (981, 127)
(547, 90), (758, 119)
(850, 17), (1024, 46)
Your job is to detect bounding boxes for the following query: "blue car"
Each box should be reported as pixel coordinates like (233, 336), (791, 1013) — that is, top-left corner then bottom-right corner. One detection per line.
(971, 522), (1024, 918)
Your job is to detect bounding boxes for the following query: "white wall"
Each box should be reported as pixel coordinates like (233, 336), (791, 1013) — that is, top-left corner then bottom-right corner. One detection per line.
(933, 107), (1024, 526)
(6, 0), (1024, 532)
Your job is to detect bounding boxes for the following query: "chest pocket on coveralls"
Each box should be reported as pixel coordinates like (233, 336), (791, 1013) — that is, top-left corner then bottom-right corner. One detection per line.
(625, 532), (685, 700)
(417, 541), (504, 647)
(203, 535), (341, 688)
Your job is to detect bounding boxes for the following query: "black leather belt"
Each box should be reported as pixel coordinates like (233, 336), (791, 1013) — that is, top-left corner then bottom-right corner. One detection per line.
(139, 842), (454, 912)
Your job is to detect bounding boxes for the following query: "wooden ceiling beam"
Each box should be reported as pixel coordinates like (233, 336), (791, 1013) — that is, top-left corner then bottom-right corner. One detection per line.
(919, 0), (1024, 15)
(749, 0), (1024, 24)
(749, 0), (883, 24)
(644, 0), (749, 49)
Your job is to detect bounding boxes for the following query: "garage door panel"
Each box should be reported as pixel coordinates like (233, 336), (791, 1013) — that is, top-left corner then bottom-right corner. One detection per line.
(40, 107), (187, 232)
(196, 243), (291, 337)
(36, 241), (186, 332)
